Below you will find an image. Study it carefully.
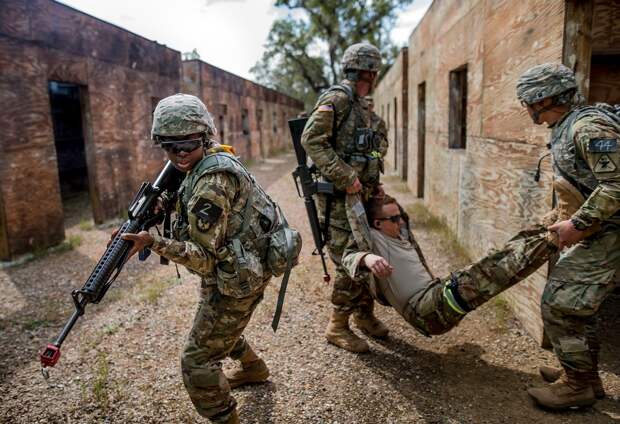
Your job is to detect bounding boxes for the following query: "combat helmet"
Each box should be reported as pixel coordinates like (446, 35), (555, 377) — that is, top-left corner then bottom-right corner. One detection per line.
(516, 63), (578, 105)
(341, 43), (382, 73)
(151, 93), (216, 142)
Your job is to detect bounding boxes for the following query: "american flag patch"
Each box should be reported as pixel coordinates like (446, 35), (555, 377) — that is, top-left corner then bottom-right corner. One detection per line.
(318, 105), (333, 112)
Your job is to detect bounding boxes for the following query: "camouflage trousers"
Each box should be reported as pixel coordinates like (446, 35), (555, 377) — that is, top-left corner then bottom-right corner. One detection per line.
(541, 225), (620, 372)
(404, 227), (556, 336)
(324, 197), (374, 315)
(181, 282), (265, 423)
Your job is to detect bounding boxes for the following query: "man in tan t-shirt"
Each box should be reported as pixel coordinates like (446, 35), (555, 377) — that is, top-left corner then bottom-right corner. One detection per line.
(342, 195), (557, 336)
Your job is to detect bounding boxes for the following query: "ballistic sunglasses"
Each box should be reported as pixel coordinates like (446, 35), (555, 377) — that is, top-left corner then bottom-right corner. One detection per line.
(160, 137), (203, 154)
(375, 214), (402, 223)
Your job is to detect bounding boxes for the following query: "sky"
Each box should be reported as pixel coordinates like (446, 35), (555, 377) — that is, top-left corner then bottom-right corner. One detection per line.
(58, 0), (433, 81)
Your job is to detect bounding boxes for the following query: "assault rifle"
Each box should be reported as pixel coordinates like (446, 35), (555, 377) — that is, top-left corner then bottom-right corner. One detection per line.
(39, 161), (183, 376)
(289, 117), (333, 283)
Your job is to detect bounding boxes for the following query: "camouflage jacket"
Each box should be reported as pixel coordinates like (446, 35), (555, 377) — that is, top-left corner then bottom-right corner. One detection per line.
(149, 150), (277, 293)
(550, 105), (620, 228)
(301, 80), (386, 193)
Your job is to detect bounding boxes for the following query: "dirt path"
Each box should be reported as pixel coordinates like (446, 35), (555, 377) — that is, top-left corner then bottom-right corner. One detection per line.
(1, 152), (619, 423)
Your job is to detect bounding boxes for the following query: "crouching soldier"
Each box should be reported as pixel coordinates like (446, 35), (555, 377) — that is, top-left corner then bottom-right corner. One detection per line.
(119, 94), (300, 423)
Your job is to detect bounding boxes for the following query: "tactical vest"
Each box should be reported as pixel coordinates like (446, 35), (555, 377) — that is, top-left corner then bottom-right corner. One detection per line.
(318, 83), (382, 187)
(551, 105), (620, 196)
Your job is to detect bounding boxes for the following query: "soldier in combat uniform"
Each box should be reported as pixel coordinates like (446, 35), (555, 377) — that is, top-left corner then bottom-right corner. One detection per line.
(516, 64), (620, 410)
(120, 94), (289, 423)
(301, 43), (389, 353)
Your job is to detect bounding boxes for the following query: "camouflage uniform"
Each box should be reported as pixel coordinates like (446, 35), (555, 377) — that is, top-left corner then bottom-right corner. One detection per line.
(343, 195), (557, 335)
(301, 45), (385, 317)
(517, 64), (620, 375)
(516, 64), (620, 409)
(148, 94), (281, 423)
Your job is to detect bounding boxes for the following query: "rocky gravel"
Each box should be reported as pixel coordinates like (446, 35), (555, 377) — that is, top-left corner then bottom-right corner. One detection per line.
(1, 152), (619, 423)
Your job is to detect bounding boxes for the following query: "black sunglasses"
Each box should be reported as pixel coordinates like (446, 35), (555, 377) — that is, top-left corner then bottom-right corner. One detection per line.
(375, 214), (402, 223)
(160, 137), (203, 154)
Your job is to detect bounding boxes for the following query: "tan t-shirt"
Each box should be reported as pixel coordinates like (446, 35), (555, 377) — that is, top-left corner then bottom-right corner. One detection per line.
(370, 228), (433, 314)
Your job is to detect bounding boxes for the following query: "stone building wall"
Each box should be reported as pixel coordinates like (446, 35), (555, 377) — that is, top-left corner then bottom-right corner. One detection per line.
(0, 0), (302, 260)
(374, 0), (620, 343)
(182, 60), (304, 160)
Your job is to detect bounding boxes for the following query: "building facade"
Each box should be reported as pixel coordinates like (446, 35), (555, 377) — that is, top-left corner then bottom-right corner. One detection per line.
(0, 0), (302, 260)
(374, 0), (620, 342)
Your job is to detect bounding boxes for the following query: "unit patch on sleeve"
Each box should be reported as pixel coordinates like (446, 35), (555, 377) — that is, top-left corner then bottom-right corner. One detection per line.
(593, 154), (617, 173)
(191, 198), (223, 224)
(588, 138), (618, 153)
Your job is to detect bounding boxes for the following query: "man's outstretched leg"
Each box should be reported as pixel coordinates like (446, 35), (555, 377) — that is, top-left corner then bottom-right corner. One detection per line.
(407, 226), (557, 335)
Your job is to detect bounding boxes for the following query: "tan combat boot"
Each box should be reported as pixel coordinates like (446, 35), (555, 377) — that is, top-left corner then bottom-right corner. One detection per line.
(226, 347), (270, 389)
(539, 366), (605, 399)
(353, 311), (389, 339)
(325, 310), (369, 353)
(528, 367), (596, 410)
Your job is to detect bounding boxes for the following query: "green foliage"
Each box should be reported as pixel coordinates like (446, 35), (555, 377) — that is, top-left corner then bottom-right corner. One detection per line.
(92, 352), (110, 411)
(251, 0), (413, 109)
(78, 218), (94, 231)
(138, 276), (176, 305)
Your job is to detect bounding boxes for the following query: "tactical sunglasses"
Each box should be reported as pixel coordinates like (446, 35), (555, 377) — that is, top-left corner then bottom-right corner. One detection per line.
(160, 137), (203, 154)
(376, 214), (402, 223)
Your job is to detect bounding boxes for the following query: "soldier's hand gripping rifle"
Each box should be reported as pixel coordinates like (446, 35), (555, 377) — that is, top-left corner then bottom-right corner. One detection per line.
(289, 117), (333, 283)
(39, 161), (183, 377)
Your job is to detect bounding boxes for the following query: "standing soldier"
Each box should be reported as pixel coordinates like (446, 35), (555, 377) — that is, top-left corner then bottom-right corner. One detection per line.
(301, 43), (389, 353)
(120, 94), (297, 423)
(516, 64), (620, 410)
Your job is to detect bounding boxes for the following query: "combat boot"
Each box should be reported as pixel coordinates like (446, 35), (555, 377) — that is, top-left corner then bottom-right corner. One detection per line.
(325, 310), (369, 353)
(539, 365), (605, 399)
(528, 367), (596, 410)
(353, 311), (389, 338)
(226, 347), (270, 389)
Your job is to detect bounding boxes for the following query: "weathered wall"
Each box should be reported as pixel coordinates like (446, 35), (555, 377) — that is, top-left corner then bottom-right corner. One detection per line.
(0, 0), (181, 259)
(373, 0), (571, 342)
(0, 0), (303, 260)
(182, 61), (303, 160)
(374, 48), (408, 181)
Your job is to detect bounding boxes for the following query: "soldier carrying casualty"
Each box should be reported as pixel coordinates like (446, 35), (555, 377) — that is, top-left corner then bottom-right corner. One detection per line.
(516, 63), (620, 410)
(343, 193), (557, 343)
(301, 42), (389, 353)
(117, 94), (300, 424)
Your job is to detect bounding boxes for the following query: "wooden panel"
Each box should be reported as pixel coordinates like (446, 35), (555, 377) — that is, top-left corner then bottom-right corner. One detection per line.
(482, 0), (564, 143)
(563, 0), (593, 99)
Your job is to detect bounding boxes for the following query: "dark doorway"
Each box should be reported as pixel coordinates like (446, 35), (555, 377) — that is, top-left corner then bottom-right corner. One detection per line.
(393, 97), (398, 171)
(417, 82), (426, 198)
(48, 81), (92, 226)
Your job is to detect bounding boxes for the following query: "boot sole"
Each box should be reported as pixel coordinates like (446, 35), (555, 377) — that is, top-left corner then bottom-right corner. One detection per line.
(539, 373), (605, 399)
(528, 391), (596, 410)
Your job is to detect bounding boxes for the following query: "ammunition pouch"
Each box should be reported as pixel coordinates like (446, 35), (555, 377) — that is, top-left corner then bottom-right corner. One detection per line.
(267, 212), (302, 277)
(215, 239), (267, 298)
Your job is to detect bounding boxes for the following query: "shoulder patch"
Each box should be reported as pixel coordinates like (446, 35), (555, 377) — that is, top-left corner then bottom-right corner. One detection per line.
(588, 138), (618, 153)
(593, 154), (617, 173)
(191, 198), (223, 224)
(318, 105), (334, 112)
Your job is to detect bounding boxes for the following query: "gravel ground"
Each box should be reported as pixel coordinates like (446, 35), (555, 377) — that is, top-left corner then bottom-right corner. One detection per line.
(1, 152), (620, 423)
